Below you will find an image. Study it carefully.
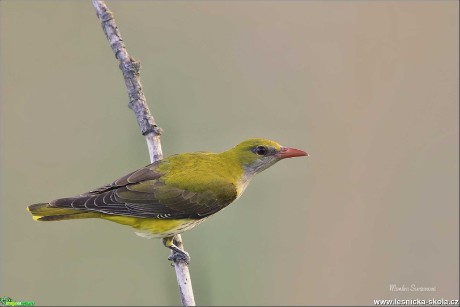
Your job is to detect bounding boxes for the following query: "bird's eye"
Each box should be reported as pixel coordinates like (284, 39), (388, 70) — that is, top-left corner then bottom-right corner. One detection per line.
(254, 145), (268, 156)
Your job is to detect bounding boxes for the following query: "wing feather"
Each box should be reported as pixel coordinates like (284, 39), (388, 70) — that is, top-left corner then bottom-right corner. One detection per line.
(49, 160), (238, 219)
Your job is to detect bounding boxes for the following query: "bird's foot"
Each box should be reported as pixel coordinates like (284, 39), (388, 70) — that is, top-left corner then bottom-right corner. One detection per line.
(163, 236), (191, 265)
(168, 249), (190, 265)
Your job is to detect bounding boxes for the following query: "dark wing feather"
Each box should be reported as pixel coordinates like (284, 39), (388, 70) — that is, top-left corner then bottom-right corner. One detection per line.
(50, 162), (238, 219)
(84, 161), (164, 195)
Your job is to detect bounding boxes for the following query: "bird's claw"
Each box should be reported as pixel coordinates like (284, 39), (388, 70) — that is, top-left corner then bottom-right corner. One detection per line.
(168, 249), (191, 265)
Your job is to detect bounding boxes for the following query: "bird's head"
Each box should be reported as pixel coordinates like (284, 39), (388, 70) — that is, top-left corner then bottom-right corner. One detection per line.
(223, 138), (308, 176)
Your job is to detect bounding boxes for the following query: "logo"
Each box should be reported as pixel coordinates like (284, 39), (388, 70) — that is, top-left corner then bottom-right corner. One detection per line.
(0, 297), (35, 306)
(0, 298), (12, 306)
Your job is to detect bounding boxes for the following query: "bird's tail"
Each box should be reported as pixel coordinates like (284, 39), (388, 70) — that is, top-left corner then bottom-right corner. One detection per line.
(27, 203), (100, 221)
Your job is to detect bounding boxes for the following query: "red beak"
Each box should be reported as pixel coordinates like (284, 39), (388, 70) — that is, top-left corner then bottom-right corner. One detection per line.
(276, 147), (308, 159)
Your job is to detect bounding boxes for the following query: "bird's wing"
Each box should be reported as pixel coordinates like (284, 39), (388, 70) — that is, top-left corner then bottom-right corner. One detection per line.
(50, 162), (238, 219)
(83, 161), (164, 195)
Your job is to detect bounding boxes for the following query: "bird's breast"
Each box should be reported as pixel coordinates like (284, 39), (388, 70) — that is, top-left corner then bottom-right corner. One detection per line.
(235, 174), (252, 200)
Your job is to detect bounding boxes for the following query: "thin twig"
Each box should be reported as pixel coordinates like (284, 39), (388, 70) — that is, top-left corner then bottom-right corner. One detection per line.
(91, 1), (195, 305)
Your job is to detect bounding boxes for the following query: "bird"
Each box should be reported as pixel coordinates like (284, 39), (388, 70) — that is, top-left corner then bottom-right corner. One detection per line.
(27, 138), (307, 263)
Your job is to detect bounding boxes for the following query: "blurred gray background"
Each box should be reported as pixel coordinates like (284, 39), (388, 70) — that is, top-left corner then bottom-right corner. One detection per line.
(1, 1), (458, 305)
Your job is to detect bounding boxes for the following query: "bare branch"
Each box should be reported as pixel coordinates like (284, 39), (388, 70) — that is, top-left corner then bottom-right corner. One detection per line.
(91, 1), (195, 305)
(92, 0), (163, 162)
(172, 235), (195, 306)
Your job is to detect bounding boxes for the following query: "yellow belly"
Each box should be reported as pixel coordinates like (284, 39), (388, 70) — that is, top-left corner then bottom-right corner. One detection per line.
(101, 214), (206, 239)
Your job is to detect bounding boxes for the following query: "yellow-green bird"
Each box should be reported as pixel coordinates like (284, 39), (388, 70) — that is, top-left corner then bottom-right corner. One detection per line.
(28, 138), (307, 262)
